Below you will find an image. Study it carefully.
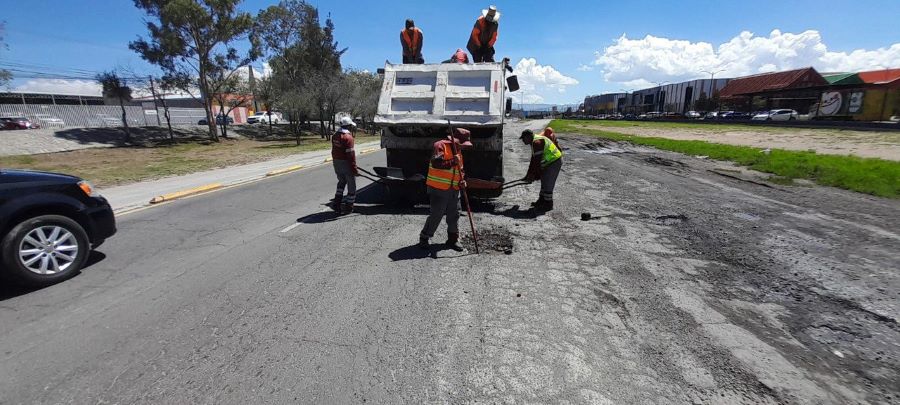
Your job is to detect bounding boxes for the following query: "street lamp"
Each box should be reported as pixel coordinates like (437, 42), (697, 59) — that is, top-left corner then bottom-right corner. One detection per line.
(653, 81), (668, 114)
(619, 88), (631, 115)
(701, 68), (726, 112)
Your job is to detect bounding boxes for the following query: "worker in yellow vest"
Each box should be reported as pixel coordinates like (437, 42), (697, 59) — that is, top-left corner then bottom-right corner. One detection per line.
(419, 128), (473, 251)
(520, 129), (563, 211)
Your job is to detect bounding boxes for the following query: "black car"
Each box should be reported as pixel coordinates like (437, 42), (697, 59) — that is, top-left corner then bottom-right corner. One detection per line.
(0, 169), (116, 287)
(720, 111), (751, 120)
(198, 114), (234, 125)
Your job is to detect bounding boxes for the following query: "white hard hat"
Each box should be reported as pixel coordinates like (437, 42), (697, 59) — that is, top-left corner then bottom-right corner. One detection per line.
(340, 116), (356, 127)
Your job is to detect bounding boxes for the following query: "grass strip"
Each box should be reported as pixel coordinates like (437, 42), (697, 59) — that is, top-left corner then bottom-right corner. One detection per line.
(550, 120), (900, 198)
(0, 134), (378, 188)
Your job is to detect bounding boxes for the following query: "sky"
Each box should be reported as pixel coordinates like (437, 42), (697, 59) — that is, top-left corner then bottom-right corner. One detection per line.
(2, 0), (900, 105)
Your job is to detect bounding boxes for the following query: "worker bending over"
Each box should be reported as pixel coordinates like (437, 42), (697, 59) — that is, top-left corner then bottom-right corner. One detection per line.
(400, 19), (424, 64)
(330, 117), (359, 214)
(419, 128), (473, 251)
(467, 5), (499, 62)
(521, 129), (563, 211)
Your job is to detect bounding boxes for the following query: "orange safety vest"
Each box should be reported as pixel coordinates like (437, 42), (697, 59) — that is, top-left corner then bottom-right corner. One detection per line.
(426, 142), (463, 190)
(401, 28), (422, 56)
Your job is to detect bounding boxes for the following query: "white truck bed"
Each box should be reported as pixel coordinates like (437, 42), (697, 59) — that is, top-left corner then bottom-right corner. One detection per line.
(375, 62), (507, 127)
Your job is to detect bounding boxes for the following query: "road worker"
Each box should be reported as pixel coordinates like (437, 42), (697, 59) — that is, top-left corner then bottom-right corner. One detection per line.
(520, 129), (563, 211)
(400, 19), (424, 64)
(467, 5), (499, 63)
(330, 116), (358, 214)
(442, 48), (470, 64)
(419, 128), (473, 251)
(540, 126), (559, 147)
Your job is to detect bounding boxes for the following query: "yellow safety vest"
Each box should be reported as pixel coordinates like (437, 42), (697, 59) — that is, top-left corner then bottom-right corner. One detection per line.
(426, 142), (462, 190)
(534, 134), (562, 167)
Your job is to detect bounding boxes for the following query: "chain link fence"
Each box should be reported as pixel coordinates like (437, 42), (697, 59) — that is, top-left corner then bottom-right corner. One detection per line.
(0, 104), (209, 128)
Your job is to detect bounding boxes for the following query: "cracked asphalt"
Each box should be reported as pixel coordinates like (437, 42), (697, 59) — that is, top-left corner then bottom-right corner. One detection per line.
(0, 119), (897, 404)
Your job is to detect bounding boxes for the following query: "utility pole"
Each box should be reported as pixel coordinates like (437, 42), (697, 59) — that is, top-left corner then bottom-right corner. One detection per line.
(701, 68), (725, 112)
(148, 76), (162, 126)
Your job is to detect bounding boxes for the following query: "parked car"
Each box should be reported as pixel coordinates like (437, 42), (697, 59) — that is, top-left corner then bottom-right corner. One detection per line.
(704, 111), (724, 120)
(720, 111), (751, 120)
(684, 111), (701, 119)
(247, 111), (281, 124)
(2, 117), (40, 130)
(0, 169), (116, 287)
(32, 114), (66, 128)
(752, 109), (799, 121)
(198, 114), (234, 125)
(93, 114), (121, 127)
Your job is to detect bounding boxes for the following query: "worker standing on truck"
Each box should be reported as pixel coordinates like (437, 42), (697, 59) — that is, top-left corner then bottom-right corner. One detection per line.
(400, 19), (424, 64)
(330, 116), (359, 215)
(520, 129), (563, 212)
(419, 128), (473, 251)
(467, 5), (500, 63)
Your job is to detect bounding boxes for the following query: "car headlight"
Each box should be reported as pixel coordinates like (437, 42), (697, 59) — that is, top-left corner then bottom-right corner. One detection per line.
(78, 180), (101, 197)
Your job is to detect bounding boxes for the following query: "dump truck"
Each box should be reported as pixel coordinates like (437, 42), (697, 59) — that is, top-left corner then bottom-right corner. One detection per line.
(374, 61), (517, 202)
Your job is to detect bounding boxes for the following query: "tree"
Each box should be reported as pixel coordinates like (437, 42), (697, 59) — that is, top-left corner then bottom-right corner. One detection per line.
(96, 71), (134, 143)
(129, 0), (260, 142)
(149, 75), (177, 141)
(345, 69), (381, 134)
(256, 1), (345, 138)
(209, 73), (252, 139)
(0, 22), (11, 87)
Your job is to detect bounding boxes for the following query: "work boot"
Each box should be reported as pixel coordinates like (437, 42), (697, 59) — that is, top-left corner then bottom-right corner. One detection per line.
(328, 195), (342, 212)
(418, 236), (430, 250)
(534, 198), (554, 212)
(340, 203), (354, 215)
(446, 232), (464, 252)
(530, 198), (542, 207)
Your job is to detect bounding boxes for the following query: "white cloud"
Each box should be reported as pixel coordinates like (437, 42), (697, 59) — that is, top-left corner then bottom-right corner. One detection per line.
(14, 79), (102, 96)
(577, 64), (594, 72)
(594, 30), (900, 86)
(514, 58), (579, 103)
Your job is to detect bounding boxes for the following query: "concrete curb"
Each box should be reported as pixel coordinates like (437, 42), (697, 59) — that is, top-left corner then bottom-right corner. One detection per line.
(265, 165), (304, 177)
(360, 147), (380, 155)
(149, 183), (223, 204)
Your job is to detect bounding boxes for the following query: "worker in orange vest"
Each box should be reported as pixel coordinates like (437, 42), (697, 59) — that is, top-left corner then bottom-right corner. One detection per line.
(400, 19), (424, 64)
(419, 128), (473, 251)
(467, 5), (500, 63)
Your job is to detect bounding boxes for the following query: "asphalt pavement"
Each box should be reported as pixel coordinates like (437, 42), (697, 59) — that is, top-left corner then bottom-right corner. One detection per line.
(1, 119), (897, 404)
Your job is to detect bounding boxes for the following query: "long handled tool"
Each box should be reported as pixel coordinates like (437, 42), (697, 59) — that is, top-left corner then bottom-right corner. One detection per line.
(448, 120), (479, 254)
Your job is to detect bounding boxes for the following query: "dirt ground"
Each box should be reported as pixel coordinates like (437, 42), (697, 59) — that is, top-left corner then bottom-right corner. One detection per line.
(0, 129), (378, 187)
(575, 122), (900, 161)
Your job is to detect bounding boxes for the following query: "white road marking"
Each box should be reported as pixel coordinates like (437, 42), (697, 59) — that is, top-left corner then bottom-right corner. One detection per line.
(279, 223), (302, 233)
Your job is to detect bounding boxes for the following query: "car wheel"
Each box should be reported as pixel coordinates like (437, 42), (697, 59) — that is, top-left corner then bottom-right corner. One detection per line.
(789, 116), (796, 121)
(1, 215), (90, 287)
(766, 118), (772, 121)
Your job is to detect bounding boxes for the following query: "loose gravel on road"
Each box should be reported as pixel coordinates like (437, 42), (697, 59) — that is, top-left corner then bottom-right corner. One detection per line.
(0, 119), (896, 404)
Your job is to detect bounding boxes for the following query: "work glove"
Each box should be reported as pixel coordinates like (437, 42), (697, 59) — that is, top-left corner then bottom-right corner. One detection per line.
(459, 180), (467, 188)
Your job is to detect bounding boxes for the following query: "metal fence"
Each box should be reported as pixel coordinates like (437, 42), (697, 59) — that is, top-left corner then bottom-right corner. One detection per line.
(0, 103), (209, 128)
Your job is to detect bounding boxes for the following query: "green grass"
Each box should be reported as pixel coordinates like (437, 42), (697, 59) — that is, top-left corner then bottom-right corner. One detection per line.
(550, 120), (900, 198)
(559, 118), (787, 132)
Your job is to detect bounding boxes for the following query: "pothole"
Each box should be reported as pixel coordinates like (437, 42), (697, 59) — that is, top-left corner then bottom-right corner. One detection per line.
(462, 227), (514, 254)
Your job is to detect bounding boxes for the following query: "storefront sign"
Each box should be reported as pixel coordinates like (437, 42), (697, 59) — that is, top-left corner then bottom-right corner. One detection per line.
(848, 92), (864, 114)
(819, 92), (842, 116)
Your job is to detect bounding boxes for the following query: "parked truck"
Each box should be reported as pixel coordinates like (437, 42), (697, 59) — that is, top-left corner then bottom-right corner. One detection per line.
(374, 61), (517, 202)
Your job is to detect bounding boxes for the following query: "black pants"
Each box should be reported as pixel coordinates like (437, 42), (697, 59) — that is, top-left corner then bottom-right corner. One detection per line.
(470, 47), (495, 63)
(402, 54), (424, 64)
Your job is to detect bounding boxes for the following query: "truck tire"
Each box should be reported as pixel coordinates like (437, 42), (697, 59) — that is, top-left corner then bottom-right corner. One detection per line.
(1, 215), (90, 287)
